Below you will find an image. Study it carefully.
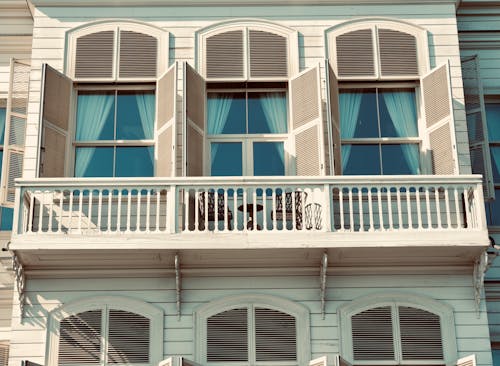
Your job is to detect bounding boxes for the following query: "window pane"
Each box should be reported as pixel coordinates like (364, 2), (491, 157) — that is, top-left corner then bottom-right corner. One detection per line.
(116, 91), (155, 140)
(381, 144), (419, 175)
(115, 147), (154, 177)
(253, 142), (284, 176)
(76, 91), (115, 141)
(0, 107), (5, 145)
(379, 89), (418, 137)
(207, 92), (245, 134)
(487, 188), (500, 226)
(340, 89), (378, 138)
(248, 92), (287, 134)
(486, 103), (500, 141)
(490, 147), (500, 181)
(75, 147), (113, 177)
(342, 144), (381, 175)
(211, 142), (242, 176)
(0, 207), (13, 231)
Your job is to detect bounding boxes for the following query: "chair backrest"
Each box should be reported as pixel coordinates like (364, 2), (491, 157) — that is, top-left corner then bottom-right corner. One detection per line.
(276, 191), (307, 212)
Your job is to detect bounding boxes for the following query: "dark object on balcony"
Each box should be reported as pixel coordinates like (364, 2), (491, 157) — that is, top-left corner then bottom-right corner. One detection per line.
(198, 191), (233, 230)
(305, 203), (322, 230)
(271, 191), (307, 229)
(238, 203), (264, 230)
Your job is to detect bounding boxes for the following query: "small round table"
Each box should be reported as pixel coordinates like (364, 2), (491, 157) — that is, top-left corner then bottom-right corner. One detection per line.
(238, 203), (263, 230)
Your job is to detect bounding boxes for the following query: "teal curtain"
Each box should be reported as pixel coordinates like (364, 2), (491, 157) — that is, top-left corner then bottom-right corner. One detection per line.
(135, 92), (155, 162)
(0, 107), (5, 145)
(260, 93), (287, 134)
(208, 93), (234, 163)
(340, 92), (363, 171)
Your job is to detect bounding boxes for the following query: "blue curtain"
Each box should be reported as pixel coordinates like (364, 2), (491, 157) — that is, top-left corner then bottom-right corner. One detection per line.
(208, 93), (233, 163)
(0, 107), (5, 145)
(135, 92), (155, 163)
(260, 93), (286, 166)
(339, 92), (363, 171)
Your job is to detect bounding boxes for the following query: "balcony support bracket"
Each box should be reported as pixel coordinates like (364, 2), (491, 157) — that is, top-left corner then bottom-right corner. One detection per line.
(320, 252), (328, 320)
(473, 251), (488, 318)
(175, 253), (181, 319)
(12, 253), (25, 322)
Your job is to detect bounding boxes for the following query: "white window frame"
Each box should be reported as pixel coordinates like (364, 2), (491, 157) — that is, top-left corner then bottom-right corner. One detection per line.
(46, 295), (164, 366)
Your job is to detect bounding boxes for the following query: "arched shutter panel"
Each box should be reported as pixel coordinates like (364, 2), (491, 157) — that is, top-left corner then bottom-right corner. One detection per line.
(119, 30), (158, 79)
(58, 310), (102, 365)
(326, 60), (342, 175)
(255, 308), (296, 361)
(75, 31), (114, 79)
(457, 355), (476, 366)
(336, 29), (376, 77)
(206, 30), (244, 79)
(249, 30), (288, 78)
(378, 29), (419, 77)
(207, 308), (248, 362)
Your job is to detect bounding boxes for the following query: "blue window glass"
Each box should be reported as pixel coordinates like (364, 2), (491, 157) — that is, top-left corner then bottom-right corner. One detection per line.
(0, 207), (13, 231)
(253, 142), (284, 176)
(75, 147), (114, 177)
(211, 142), (242, 176)
(207, 92), (246, 134)
(381, 144), (419, 175)
(116, 147), (154, 177)
(486, 103), (500, 141)
(248, 92), (287, 134)
(342, 145), (381, 175)
(0, 107), (5, 145)
(76, 91), (115, 141)
(340, 88), (378, 139)
(379, 89), (418, 138)
(116, 91), (155, 140)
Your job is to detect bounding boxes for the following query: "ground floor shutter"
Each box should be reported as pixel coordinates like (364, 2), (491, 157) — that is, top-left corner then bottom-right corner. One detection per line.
(326, 59), (342, 175)
(456, 354), (476, 366)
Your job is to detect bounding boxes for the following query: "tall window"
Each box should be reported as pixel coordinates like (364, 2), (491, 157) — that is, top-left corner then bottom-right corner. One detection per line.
(485, 101), (500, 225)
(0, 106), (13, 230)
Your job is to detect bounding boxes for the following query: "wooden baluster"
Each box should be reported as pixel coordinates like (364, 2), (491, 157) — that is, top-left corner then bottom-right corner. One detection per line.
(88, 190), (93, 231)
(339, 188), (345, 231)
(396, 188), (402, 230)
(425, 187), (431, 229)
(146, 190), (151, 232)
(126, 189), (132, 232)
(97, 190), (103, 233)
(387, 187), (393, 231)
(348, 187), (354, 232)
(416, 187), (422, 230)
(378, 187), (384, 230)
(68, 190), (74, 233)
(155, 190), (161, 232)
(444, 187), (451, 229)
(136, 189), (142, 232)
(58, 190), (64, 233)
(368, 188), (374, 231)
(435, 187), (442, 229)
(358, 188), (363, 232)
(78, 190), (83, 233)
(406, 187), (412, 230)
(454, 187), (462, 228)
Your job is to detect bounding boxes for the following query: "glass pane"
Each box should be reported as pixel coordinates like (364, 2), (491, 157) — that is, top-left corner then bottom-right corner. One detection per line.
(486, 103), (500, 141)
(487, 188), (500, 226)
(493, 350), (500, 366)
(115, 147), (154, 177)
(76, 91), (115, 141)
(381, 144), (419, 175)
(379, 88), (418, 137)
(211, 142), (242, 176)
(207, 92), (245, 134)
(248, 92), (287, 134)
(75, 147), (113, 177)
(340, 89), (378, 138)
(0, 107), (5, 145)
(490, 147), (500, 181)
(342, 144), (381, 175)
(0, 207), (13, 231)
(116, 91), (155, 140)
(253, 142), (284, 176)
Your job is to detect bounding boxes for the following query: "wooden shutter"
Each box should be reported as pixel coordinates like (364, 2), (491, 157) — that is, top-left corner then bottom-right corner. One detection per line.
(159, 357), (173, 366)
(336, 29), (376, 78)
(378, 28), (419, 77)
(255, 308), (296, 361)
(1, 59), (30, 206)
(156, 63), (177, 177)
(58, 310), (102, 365)
(335, 355), (352, 366)
(75, 31), (114, 79)
(249, 30), (288, 78)
(422, 62), (459, 175)
(457, 354), (476, 366)
(0, 343), (8, 366)
(206, 30), (244, 79)
(107, 309), (150, 364)
(207, 308), (248, 362)
(326, 60), (342, 175)
(290, 65), (325, 176)
(351, 306), (394, 361)
(119, 30), (158, 79)
(398, 306), (443, 360)
(39, 64), (72, 178)
(184, 63), (205, 176)
(309, 356), (327, 366)
(462, 56), (494, 199)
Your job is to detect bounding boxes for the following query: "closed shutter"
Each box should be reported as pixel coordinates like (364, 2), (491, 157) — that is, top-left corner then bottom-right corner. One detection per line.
(351, 306), (394, 361)
(1, 59), (30, 206)
(184, 63), (205, 176)
(336, 29), (376, 78)
(462, 56), (494, 199)
(156, 63), (177, 177)
(0, 343), (8, 366)
(309, 356), (327, 366)
(378, 28), (419, 77)
(249, 30), (288, 78)
(206, 30), (244, 79)
(107, 309), (150, 364)
(207, 308), (248, 362)
(39, 64), (72, 178)
(58, 310), (102, 365)
(75, 31), (114, 79)
(119, 30), (158, 79)
(456, 354), (476, 366)
(326, 60), (341, 175)
(290, 65), (324, 176)
(255, 308), (296, 361)
(422, 62), (459, 175)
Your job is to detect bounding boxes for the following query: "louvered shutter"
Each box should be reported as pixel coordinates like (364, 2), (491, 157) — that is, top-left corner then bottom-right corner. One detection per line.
(457, 354), (476, 366)
(39, 64), (72, 178)
(75, 31), (114, 79)
(351, 306), (394, 361)
(156, 63), (177, 177)
(107, 309), (150, 364)
(207, 308), (248, 362)
(206, 30), (244, 79)
(290, 65), (325, 176)
(119, 30), (158, 79)
(462, 56), (494, 199)
(326, 60), (341, 175)
(0, 343), (8, 366)
(309, 356), (327, 366)
(336, 29), (376, 78)
(398, 306), (443, 360)
(378, 28), (419, 77)
(421, 62), (459, 175)
(159, 357), (173, 366)
(1, 59), (30, 206)
(184, 63), (205, 176)
(335, 355), (352, 366)
(58, 310), (102, 365)
(255, 308), (296, 361)
(249, 30), (288, 78)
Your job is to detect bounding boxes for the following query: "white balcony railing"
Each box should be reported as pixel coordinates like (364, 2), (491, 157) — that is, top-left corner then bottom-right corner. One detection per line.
(12, 175), (486, 236)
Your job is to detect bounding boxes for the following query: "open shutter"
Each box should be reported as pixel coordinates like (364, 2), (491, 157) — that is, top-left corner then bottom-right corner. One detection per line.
(75, 30), (114, 79)
(0, 343), (8, 366)
(378, 28), (419, 77)
(156, 63), (177, 177)
(206, 30), (244, 79)
(255, 308), (296, 361)
(421, 62), (459, 175)
(457, 354), (476, 366)
(184, 63), (205, 176)
(207, 308), (248, 362)
(290, 65), (324, 176)
(39, 64), (72, 178)
(1, 59), (30, 206)
(310, 356), (327, 366)
(249, 30), (288, 78)
(119, 30), (158, 79)
(326, 60), (342, 175)
(335, 355), (352, 366)
(462, 55), (494, 199)
(336, 29), (376, 78)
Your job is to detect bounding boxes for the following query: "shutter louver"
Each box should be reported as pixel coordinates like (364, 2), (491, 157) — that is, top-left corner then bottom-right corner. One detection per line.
(58, 310), (102, 365)
(255, 308), (296, 361)
(119, 30), (158, 78)
(249, 30), (288, 78)
(398, 306), (443, 360)
(0, 343), (8, 366)
(75, 31), (114, 79)
(206, 30), (244, 79)
(107, 309), (150, 364)
(378, 29), (418, 77)
(351, 306), (394, 360)
(309, 356), (327, 366)
(457, 354), (476, 366)
(207, 308), (248, 362)
(336, 29), (375, 77)
(185, 63), (205, 176)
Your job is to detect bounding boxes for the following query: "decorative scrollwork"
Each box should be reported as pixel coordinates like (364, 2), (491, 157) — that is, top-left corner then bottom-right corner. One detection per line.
(12, 253), (25, 321)
(175, 254), (181, 319)
(320, 252), (328, 320)
(473, 251), (488, 317)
